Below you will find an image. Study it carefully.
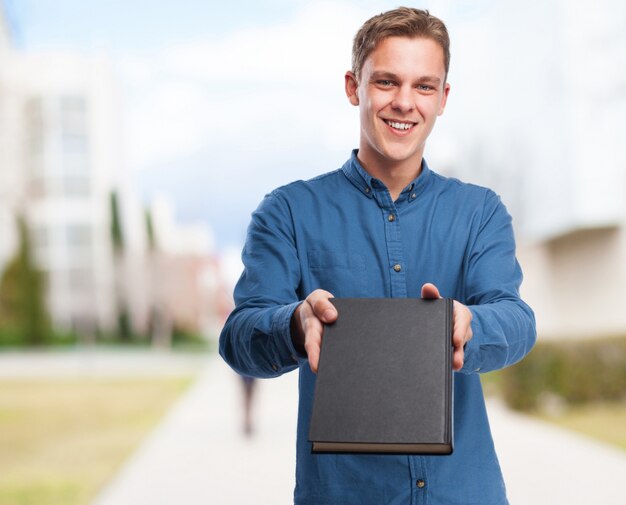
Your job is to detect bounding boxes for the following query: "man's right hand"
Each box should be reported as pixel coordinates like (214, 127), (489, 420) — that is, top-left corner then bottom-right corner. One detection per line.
(290, 289), (337, 373)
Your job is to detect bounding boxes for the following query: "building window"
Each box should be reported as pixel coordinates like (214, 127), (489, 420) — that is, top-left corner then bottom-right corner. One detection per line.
(24, 97), (45, 180)
(60, 95), (89, 177)
(60, 96), (87, 138)
(66, 224), (92, 248)
(63, 175), (90, 197)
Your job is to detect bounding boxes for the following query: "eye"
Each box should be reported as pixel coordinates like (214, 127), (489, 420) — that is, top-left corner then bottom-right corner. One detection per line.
(377, 80), (395, 87)
(416, 84), (433, 91)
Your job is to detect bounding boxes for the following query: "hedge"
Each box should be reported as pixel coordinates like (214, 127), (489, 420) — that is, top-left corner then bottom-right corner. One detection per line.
(498, 336), (626, 411)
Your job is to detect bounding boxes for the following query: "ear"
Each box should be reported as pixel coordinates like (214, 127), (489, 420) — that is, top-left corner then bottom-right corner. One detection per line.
(438, 82), (451, 116)
(345, 71), (359, 106)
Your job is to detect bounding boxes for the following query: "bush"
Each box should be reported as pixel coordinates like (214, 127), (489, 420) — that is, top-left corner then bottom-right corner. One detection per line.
(0, 325), (77, 348)
(499, 336), (626, 411)
(171, 325), (211, 351)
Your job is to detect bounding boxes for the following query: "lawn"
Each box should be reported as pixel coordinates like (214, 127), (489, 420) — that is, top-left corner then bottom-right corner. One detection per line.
(0, 376), (194, 505)
(537, 402), (626, 451)
(482, 372), (626, 451)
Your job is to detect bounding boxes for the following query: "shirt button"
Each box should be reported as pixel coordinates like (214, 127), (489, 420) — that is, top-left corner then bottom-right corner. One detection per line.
(365, 187), (371, 193)
(388, 214), (395, 222)
(416, 479), (425, 489)
(411, 193), (417, 199)
(393, 264), (402, 272)
(272, 364), (279, 371)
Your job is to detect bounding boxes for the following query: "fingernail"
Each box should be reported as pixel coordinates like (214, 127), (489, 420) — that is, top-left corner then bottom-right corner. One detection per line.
(323, 309), (335, 321)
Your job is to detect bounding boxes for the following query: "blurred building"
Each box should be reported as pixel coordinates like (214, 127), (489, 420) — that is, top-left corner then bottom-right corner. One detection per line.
(8, 50), (122, 335)
(144, 198), (226, 337)
(433, 0), (626, 339)
(0, 5), (223, 342)
(513, 0), (626, 340)
(128, 197), (226, 343)
(0, 5), (20, 275)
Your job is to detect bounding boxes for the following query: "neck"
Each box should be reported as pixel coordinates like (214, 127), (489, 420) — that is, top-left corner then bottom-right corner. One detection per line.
(357, 152), (423, 201)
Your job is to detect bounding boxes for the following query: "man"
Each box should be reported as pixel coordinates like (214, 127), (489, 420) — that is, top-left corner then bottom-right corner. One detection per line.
(220, 7), (536, 505)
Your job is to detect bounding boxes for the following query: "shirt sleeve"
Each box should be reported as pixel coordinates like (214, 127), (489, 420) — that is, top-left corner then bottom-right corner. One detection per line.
(460, 190), (537, 374)
(219, 189), (308, 378)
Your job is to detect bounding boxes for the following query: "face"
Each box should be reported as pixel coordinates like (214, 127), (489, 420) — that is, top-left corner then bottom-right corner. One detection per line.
(345, 36), (450, 175)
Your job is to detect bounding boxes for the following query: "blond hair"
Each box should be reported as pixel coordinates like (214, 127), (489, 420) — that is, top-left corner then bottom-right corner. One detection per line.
(352, 7), (450, 81)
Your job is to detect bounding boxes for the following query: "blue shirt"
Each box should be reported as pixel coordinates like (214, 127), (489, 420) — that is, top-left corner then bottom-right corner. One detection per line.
(220, 151), (536, 505)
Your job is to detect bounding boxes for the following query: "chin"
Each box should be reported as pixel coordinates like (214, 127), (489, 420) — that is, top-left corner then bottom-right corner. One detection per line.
(383, 147), (421, 163)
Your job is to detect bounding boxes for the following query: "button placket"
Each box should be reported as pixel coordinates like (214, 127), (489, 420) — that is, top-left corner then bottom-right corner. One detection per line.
(376, 184), (406, 297)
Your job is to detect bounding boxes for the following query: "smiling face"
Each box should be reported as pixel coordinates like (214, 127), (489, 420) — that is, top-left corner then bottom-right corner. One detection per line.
(345, 36), (450, 179)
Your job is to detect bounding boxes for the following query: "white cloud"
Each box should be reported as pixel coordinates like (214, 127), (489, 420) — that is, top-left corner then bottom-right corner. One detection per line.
(116, 0), (621, 247)
(162, 2), (358, 83)
(120, 1), (368, 170)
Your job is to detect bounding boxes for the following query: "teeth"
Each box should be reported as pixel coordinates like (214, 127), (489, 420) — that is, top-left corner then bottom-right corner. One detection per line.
(386, 120), (413, 130)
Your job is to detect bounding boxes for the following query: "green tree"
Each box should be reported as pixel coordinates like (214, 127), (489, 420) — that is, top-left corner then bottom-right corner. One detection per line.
(145, 208), (156, 252)
(110, 190), (132, 341)
(0, 214), (51, 345)
(110, 191), (124, 253)
(144, 207), (172, 348)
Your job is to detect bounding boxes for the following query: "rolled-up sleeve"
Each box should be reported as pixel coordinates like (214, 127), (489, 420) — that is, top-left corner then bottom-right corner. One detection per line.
(460, 190), (537, 374)
(219, 190), (308, 378)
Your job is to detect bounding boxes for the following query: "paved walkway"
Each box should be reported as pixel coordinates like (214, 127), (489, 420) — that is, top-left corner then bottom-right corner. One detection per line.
(91, 356), (298, 505)
(87, 355), (626, 505)
(0, 348), (209, 378)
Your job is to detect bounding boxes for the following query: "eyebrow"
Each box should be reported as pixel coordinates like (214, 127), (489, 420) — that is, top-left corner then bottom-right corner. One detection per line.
(369, 71), (442, 86)
(370, 71), (399, 81)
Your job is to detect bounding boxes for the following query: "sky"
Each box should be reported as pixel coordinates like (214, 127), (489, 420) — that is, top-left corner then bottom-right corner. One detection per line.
(6, 0), (423, 249)
(5, 0), (505, 251)
(5, 0), (624, 252)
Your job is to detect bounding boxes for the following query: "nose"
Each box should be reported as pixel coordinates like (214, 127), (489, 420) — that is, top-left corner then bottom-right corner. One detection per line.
(391, 85), (414, 113)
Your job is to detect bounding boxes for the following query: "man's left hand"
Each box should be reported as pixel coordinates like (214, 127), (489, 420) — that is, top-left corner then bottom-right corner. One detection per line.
(421, 283), (473, 371)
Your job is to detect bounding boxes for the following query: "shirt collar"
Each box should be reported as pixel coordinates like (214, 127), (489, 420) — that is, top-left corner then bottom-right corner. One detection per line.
(341, 149), (432, 199)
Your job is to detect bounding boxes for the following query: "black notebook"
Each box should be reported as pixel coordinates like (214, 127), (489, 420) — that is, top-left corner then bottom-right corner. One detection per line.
(309, 297), (453, 454)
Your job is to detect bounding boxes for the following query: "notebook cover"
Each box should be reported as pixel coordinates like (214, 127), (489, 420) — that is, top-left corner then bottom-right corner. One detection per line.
(309, 297), (453, 454)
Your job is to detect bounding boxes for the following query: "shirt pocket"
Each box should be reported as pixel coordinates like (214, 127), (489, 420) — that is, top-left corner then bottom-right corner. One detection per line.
(307, 249), (368, 297)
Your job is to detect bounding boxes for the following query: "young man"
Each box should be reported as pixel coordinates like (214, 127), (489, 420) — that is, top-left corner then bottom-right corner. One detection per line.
(220, 7), (536, 505)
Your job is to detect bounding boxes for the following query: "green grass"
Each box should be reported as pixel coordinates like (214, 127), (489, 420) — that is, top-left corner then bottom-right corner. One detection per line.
(537, 402), (626, 451)
(481, 372), (626, 451)
(0, 376), (194, 505)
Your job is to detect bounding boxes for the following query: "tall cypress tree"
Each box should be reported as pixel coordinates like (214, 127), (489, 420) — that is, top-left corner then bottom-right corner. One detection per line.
(144, 207), (171, 348)
(110, 191), (131, 341)
(110, 191), (124, 253)
(145, 208), (156, 252)
(0, 214), (51, 345)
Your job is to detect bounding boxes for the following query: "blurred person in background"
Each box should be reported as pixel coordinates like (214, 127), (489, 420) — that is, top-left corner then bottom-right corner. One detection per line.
(240, 374), (256, 436)
(220, 7), (536, 504)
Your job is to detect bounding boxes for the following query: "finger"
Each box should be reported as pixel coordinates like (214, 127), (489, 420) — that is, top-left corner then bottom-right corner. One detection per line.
(421, 283), (441, 299)
(303, 318), (323, 373)
(453, 302), (473, 344)
(308, 289), (338, 323)
(452, 324), (470, 370)
(307, 341), (321, 373)
(452, 346), (464, 371)
(300, 301), (324, 373)
(452, 328), (465, 371)
(451, 301), (473, 371)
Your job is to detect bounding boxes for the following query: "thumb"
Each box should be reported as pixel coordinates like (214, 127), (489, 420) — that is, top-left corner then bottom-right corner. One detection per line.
(421, 282), (441, 299)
